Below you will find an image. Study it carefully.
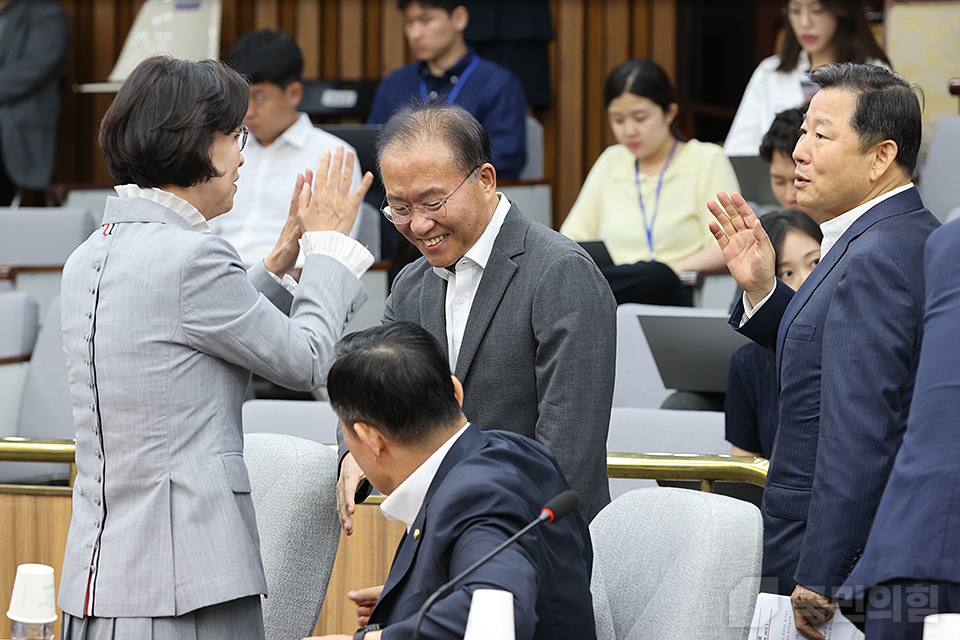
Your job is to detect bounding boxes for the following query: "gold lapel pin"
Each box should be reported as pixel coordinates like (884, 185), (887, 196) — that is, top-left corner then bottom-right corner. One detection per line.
(413, 528), (421, 539)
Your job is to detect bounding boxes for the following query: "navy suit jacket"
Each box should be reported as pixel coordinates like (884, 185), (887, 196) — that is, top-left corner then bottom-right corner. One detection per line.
(368, 425), (596, 640)
(731, 187), (939, 596)
(844, 218), (960, 595)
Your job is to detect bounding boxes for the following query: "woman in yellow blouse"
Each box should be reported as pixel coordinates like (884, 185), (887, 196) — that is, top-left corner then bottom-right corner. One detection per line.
(561, 59), (739, 305)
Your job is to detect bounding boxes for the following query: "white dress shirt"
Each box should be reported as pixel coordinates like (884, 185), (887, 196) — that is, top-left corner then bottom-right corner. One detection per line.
(432, 193), (511, 372)
(379, 423), (470, 532)
(208, 113), (363, 267)
(742, 183), (917, 320)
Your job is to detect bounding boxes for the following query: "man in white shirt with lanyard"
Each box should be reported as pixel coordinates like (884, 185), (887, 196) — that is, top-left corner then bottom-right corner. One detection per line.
(210, 29), (363, 266)
(708, 63), (938, 639)
(335, 102), (616, 525)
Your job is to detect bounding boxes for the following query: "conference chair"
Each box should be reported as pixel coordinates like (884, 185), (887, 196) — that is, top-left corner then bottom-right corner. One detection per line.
(607, 407), (728, 499)
(244, 432), (342, 640)
(0, 291), (39, 437)
(613, 304), (672, 409)
(242, 398), (342, 445)
(0, 296), (74, 484)
(590, 487), (762, 640)
(518, 115), (544, 181)
(919, 114), (960, 223)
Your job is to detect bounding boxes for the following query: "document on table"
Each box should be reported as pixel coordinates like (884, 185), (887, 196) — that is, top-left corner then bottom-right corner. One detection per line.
(750, 592), (856, 640)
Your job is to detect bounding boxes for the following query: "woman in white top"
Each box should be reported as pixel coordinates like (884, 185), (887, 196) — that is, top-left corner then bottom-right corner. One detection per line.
(561, 59), (739, 305)
(724, 0), (890, 156)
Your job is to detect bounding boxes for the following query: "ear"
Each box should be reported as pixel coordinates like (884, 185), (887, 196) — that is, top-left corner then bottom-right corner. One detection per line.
(478, 162), (497, 197)
(354, 421), (386, 461)
(285, 81), (304, 109)
(868, 139), (899, 182)
(665, 103), (680, 126)
(451, 5), (469, 32)
(451, 375), (465, 408)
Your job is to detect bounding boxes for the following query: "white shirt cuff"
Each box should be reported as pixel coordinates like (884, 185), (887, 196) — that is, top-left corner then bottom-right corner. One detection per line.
(266, 270), (300, 294)
(739, 285), (776, 328)
(300, 230), (375, 279)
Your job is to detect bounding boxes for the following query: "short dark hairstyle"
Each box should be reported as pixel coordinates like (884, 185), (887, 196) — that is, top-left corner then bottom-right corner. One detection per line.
(760, 209), (823, 260)
(99, 56), (248, 188)
(377, 102), (492, 177)
(809, 63), (923, 175)
(228, 29), (304, 88)
(778, 0), (890, 72)
(759, 104), (808, 162)
(397, 0), (462, 12)
(328, 322), (463, 445)
(604, 58), (683, 139)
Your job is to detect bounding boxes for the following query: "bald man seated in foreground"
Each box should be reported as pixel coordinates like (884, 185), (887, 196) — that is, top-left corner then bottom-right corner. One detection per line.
(309, 322), (595, 640)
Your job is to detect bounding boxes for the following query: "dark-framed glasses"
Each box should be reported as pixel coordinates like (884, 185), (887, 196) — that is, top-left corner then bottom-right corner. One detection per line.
(381, 165), (481, 224)
(234, 125), (249, 152)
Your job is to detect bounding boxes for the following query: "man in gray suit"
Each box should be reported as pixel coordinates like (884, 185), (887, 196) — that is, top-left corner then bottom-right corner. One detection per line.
(337, 103), (616, 523)
(0, 0), (69, 205)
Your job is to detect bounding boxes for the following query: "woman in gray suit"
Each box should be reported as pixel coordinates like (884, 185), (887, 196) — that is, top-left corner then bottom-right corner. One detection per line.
(58, 56), (373, 640)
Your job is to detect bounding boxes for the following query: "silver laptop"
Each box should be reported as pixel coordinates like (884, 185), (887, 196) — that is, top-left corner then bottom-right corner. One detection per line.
(637, 306), (752, 393)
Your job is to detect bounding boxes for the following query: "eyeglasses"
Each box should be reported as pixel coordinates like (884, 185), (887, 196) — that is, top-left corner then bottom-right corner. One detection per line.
(381, 165), (481, 225)
(234, 126), (249, 152)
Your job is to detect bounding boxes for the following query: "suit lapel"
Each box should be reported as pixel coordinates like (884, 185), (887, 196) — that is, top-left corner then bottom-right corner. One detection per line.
(454, 206), (528, 380)
(372, 426), (489, 620)
(774, 187), (924, 371)
(418, 270), (448, 349)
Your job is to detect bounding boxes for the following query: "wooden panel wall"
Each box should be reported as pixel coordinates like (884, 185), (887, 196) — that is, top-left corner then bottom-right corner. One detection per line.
(53, 0), (676, 227)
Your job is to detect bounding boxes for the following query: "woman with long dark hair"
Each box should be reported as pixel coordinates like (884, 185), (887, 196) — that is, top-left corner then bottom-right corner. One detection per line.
(724, 0), (890, 156)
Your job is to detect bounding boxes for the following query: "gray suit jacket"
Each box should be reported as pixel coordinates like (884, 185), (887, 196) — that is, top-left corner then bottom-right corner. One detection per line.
(0, 0), (69, 190)
(58, 196), (367, 617)
(385, 203), (616, 520)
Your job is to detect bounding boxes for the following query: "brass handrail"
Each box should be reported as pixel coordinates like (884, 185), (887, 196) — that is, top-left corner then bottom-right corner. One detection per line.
(0, 438), (768, 497)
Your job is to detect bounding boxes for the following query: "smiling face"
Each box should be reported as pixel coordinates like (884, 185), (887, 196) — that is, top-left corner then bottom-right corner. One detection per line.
(193, 130), (244, 219)
(607, 92), (677, 164)
(380, 140), (497, 269)
(793, 88), (877, 219)
(787, 0), (839, 63)
(776, 228), (821, 290)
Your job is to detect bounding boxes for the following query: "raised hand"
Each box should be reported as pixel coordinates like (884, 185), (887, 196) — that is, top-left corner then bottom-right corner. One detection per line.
(707, 191), (777, 307)
(263, 170), (311, 277)
(298, 145), (375, 235)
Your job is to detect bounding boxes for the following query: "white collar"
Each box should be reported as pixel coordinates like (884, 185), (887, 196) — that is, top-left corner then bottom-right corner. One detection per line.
(379, 423), (471, 532)
(273, 112), (314, 150)
(114, 184), (211, 233)
(819, 183), (914, 258)
(433, 193), (510, 280)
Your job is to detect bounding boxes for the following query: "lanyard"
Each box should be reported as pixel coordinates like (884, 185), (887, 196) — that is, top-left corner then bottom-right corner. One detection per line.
(420, 55), (481, 104)
(635, 138), (679, 261)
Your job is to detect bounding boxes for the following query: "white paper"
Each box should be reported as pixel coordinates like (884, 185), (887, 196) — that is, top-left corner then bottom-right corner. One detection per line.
(749, 592), (856, 640)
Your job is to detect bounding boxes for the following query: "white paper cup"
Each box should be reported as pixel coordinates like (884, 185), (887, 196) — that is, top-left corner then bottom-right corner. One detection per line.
(6, 564), (57, 624)
(463, 589), (515, 640)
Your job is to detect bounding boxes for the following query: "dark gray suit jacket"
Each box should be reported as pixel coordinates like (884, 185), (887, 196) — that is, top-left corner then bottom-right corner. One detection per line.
(384, 203), (616, 520)
(0, 0), (69, 190)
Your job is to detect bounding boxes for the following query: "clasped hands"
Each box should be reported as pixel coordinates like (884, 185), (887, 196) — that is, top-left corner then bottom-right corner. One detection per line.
(264, 145), (374, 278)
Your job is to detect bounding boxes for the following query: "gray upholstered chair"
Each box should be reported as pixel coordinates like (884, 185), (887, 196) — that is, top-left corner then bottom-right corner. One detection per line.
(920, 115), (960, 223)
(244, 432), (342, 640)
(0, 295), (74, 484)
(590, 487), (762, 640)
(242, 399), (342, 445)
(0, 291), (39, 436)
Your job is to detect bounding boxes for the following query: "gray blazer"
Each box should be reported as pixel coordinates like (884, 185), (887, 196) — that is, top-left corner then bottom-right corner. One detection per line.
(0, 0), (69, 190)
(385, 204), (616, 520)
(58, 196), (367, 617)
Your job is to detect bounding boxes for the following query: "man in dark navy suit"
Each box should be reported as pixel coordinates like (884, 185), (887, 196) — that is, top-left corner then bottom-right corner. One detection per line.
(311, 321), (595, 640)
(840, 218), (960, 639)
(708, 63), (938, 639)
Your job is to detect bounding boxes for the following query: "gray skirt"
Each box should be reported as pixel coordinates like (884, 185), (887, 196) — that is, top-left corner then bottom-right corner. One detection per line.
(60, 596), (265, 640)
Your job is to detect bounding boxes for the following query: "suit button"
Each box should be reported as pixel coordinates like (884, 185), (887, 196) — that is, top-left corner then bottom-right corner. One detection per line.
(86, 311), (93, 319)
(93, 262), (101, 271)
(89, 287), (96, 294)
(95, 474), (102, 483)
(94, 497), (101, 506)
(95, 449), (102, 459)
(84, 333), (91, 341)
(93, 520), (100, 529)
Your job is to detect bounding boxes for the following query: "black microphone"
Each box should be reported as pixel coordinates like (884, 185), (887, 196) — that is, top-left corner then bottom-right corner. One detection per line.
(409, 490), (579, 640)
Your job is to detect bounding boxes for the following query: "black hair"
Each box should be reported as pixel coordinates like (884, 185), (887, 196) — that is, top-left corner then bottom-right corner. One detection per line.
(604, 58), (683, 139)
(778, 0), (890, 72)
(761, 209), (823, 260)
(99, 56), (248, 188)
(327, 322), (463, 445)
(228, 29), (304, 88)
(376, 101), (491, 177)
(397, 0), (462, 12)
(759, 104), (808, 162)
(809, 63), (922, 175)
